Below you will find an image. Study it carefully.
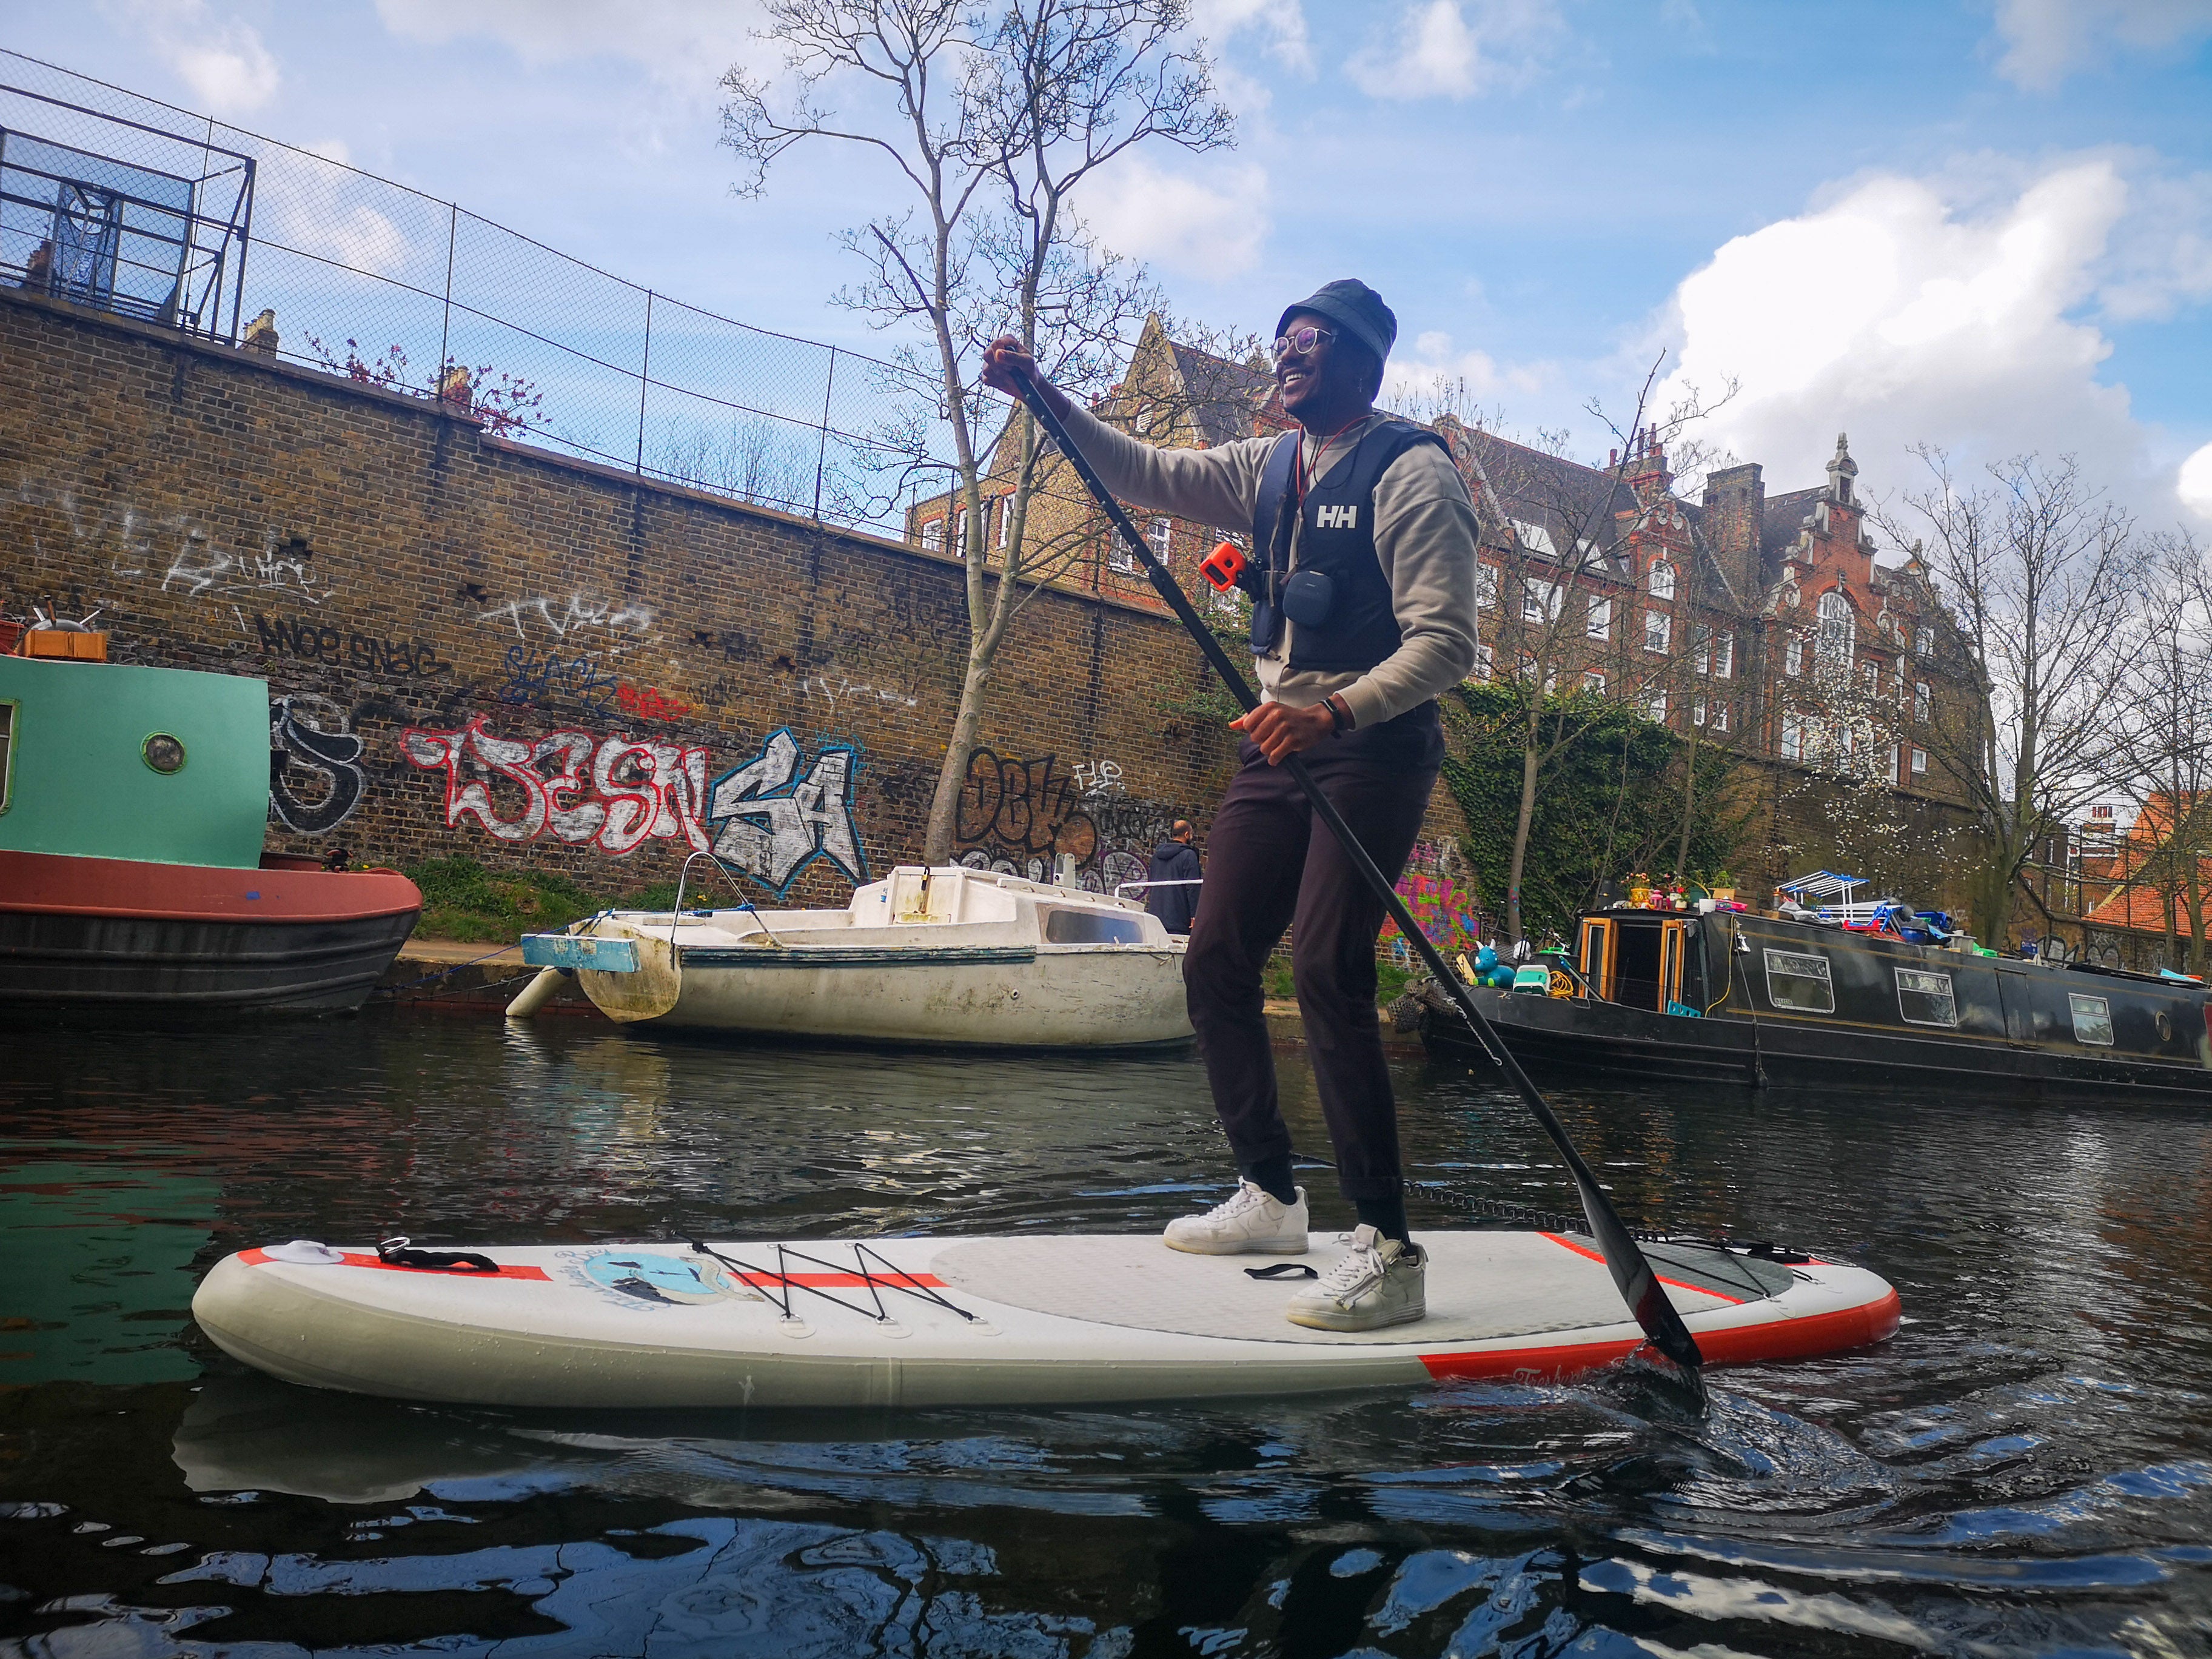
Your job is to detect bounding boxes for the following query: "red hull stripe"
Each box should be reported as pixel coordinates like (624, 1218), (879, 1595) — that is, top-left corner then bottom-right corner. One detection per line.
(0, 848), (420, 925)
(241, 1247), (552, 1282)
(1418, 1288), (1903, 1381)
(1538, 1231), (1749, 1306)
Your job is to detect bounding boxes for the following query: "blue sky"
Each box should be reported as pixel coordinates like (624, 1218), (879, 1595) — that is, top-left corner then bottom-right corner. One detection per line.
(9, 1), (2211, 522)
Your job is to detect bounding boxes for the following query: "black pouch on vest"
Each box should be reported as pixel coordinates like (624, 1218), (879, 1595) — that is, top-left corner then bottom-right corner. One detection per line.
(1281, 568), (1335, 628)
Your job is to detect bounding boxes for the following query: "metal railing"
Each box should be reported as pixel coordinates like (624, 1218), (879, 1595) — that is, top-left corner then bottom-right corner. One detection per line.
(0, 50), (948, 537)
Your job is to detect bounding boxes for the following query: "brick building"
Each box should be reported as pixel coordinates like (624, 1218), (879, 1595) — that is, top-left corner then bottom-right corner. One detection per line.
(911, 321), (1979, 821)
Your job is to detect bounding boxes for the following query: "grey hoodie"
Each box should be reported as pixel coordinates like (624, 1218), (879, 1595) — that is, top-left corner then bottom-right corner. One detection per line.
(1060, 401), (1480, 730)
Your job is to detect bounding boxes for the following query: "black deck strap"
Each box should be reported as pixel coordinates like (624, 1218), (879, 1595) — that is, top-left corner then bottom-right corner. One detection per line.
(1244, 1262), (1319, 1280)
(376, 1236), (501, 1273)
(853, 1241), (981, 1324)
(683, 1236), (893, 1326)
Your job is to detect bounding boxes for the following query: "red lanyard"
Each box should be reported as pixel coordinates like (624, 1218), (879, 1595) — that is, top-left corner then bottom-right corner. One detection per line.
(1292, 414), (1372, 514)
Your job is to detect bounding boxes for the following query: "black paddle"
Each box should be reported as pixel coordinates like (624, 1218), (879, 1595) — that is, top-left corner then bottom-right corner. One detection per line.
(1008, 372), (1706, 1396)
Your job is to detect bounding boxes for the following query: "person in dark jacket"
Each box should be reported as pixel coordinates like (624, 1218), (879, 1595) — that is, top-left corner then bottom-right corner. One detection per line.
(1144, 821), (1202, 935)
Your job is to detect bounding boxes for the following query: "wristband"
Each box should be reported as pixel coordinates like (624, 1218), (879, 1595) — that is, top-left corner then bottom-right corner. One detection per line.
(1326, 694), (1353, 734)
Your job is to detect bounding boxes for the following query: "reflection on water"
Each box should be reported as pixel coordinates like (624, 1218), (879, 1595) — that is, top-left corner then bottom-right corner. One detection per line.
(3, 1014), (2211, 1655)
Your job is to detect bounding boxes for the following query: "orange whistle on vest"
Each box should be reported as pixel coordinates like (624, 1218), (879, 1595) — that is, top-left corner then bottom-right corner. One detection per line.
(1201, 540), (1245, 593)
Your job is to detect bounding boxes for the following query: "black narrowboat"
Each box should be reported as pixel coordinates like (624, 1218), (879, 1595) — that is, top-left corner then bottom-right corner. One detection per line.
(1415, 907), (2212, 1100)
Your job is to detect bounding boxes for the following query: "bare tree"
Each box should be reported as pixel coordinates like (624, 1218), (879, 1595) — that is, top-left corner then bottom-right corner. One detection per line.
(2111, 531), (2212, 970)
(722, 0), (1231, 863)
(1879, 452), (2143, 944)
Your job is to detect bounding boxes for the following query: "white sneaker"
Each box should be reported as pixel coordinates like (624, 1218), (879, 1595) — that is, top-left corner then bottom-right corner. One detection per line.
(1285, 1225), (1427, 1330)
(1162, 1180), (1309, 1256)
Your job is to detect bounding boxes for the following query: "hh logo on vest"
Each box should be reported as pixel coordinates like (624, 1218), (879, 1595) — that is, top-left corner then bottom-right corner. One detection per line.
(1315, 504), (1358, 529)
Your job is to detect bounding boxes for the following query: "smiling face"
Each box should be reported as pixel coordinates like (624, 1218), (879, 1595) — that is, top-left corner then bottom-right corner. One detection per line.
(1274, 310), (1380, 432)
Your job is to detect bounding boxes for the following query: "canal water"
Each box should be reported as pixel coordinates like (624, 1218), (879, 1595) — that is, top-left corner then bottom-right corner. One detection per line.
(2, 1013), (2208, 1657)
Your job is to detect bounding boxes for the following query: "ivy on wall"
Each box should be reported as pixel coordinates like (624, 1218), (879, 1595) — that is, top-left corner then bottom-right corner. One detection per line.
(1439, 682), (1752, 942)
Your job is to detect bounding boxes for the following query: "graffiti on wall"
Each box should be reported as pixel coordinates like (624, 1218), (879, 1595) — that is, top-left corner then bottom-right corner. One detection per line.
(497, 645), (618, 715)
(706, 728), (866, 895)
(953, 747), (1172, 892)
(478, 593), (655, 645)
(617, 683), (695, 722)
(1379, 843), (1484, 962)
(400, 716), (712, 856)
(257, 614), (447, 679)
(268, 695), (368, 835)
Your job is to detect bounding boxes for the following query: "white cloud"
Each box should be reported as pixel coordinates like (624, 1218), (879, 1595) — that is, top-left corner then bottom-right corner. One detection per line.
(1991, 0), (2212, 91)
(1386, 329), (1551, 404)
(1082, 157), (1270, 280)
(1649, 155), (2212, 522)
(104, 1), (280, 114)
(1193, 0), (1313, 73)
(373, 0), (766, 84)
(2179, 441), (2212, 521)
(1347, 0), (1564, 101)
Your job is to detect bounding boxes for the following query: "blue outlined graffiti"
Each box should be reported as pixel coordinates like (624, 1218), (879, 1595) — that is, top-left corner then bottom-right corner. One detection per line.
(496, 643), (618, 716)
(706, 727), (868, 896)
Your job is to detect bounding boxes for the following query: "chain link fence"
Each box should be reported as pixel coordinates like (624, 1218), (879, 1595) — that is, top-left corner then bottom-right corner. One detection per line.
(0, 50), (946, 536)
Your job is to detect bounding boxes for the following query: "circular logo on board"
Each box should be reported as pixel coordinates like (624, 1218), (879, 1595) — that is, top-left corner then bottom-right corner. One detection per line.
(580, 1250), (732, 1305)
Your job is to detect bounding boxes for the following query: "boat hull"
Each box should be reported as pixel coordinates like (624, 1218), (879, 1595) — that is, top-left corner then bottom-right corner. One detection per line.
(0, 849), (420, 1015)
(192, 1231), (1900, 1409)
(606, 940), (1193, 1048)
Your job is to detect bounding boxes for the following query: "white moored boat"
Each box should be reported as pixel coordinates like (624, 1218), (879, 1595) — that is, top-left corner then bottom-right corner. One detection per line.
(517, 863), (1191, 1048)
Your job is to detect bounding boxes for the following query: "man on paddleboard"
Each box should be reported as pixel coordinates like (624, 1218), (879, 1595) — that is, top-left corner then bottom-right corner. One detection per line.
(982, 280), (1478, 1332)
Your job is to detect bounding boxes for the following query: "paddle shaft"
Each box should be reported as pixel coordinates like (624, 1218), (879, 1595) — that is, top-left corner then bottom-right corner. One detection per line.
(1010, 375), (1704, 1380)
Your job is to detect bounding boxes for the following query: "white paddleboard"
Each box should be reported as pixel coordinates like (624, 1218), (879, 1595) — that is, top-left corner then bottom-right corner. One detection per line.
(192, 1231), (1900, 1409)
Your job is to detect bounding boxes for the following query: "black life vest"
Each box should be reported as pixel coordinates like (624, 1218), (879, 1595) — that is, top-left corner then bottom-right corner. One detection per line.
(1250, 418), (1452, 673)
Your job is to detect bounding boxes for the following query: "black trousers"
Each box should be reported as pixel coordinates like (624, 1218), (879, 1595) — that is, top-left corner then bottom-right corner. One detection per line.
(1184, 702), (1445, 1201)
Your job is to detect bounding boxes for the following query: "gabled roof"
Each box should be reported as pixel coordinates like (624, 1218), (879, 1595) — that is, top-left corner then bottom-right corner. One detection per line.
(1760, 488), (1824, 567)
(1160, 338), (1279, 448)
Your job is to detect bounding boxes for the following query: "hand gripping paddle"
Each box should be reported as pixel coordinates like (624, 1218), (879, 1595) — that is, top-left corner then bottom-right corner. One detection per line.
(1009, 372), (1706, 1398)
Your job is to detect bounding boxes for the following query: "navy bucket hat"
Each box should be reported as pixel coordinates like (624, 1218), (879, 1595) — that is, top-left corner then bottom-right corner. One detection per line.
(1276, 279), (1397, 366)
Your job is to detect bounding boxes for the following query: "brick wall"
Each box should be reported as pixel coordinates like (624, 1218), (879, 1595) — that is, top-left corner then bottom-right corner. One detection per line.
(0, 290), (1465, 911)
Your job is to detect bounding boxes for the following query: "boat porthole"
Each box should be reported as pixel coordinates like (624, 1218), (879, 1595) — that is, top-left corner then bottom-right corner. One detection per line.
(141, 733), (187, 774)
(2157, 1011), (2173, 1041)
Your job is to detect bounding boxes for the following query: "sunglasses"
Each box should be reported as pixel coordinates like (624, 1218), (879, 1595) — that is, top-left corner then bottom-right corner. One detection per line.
(1270, 324), (1336, 361)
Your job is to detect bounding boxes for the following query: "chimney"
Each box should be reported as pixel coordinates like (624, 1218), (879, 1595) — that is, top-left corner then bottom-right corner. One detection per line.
(1701, 461), (1765, 598)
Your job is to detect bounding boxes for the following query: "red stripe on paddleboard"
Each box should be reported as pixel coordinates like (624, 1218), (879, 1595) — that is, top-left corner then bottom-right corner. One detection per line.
(1418, 1287), (1902, 1382)
(1538, 1232), (1749, 1306)
(239, 1247), (551, 1282)
(731, 1272), (945, 1289)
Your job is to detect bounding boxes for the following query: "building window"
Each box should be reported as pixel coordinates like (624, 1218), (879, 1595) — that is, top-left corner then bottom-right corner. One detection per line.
(1711, 700), (1730, 733)
(1643, 609), (1671, 653)
(1648, 559), (1677, 599)
(1646, 690), (1669, 723)
(1476, 563), (1500, 610)
(1891, 742), (1904, 781)
(1521, 578), (1560, 624)
(921, 517), (944, 552)
(998, 494), (1014, 549)
(1817, 591), (1855, 666)
(1476, 642), (1495, 680)
(1785, 633), (1805, 677)
(1714, 632), (1734, 678)
(1586, 596), (1612, 640)
(1915, 624), (1932, 657)
(1583, 669), (1607, 695)
(1693, 697), (1708, 727)
(1861, 659), (1881, 696)
(954, 506), (969, 552)
(1510, 518), (1558, 558)
(1914, 680), (1930, 721)
(1781, 712), (1805, 760)
(1148, 516), (1171, 561)
(1911, 745), (1928, 775)
(1693, 625), (1712, 675)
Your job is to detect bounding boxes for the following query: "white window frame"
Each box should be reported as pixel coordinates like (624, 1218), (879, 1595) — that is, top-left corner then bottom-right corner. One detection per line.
(1645, 690), (1669, 723)
(1914, 680), (1931, 721)
(1785, 634), (1805, 677)
(1643, 609), (1671, 654)
(998, 494), (1013, 549)
(1476, 563), (1500, 611)
(1817, 591), (1855, 666)
(1714, 632), (1734, 679)
(1781, 712), (1805, 760)
(1476, 642), (1495, 680)
(1521, 577), (1561, 624)
(1586, 595), (1612, 640)
(1911, 745), (1929, 775)
(2069, 993), (2114, 1046)
(1861, 659), (1880, 696)
(1915, 625), (1933, 658)
(1147, 516), (1171, 561)
(1711, 699), (1730, 733)
(921, 517), (944, 552)
(1648, 559), (1677, 600)
(1693, 696), (1708, 727)
(1895, 967), (1957, 1027)
(1764, 949), (1835, 1013)
(1582, 669), (1607, 695)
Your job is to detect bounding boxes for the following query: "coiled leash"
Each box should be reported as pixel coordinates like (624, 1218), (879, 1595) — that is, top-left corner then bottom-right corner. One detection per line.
(377, 1235), (501, 1273)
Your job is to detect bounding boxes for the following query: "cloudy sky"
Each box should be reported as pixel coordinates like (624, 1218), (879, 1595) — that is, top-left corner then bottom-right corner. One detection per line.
(10, 0), (2212, 525)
